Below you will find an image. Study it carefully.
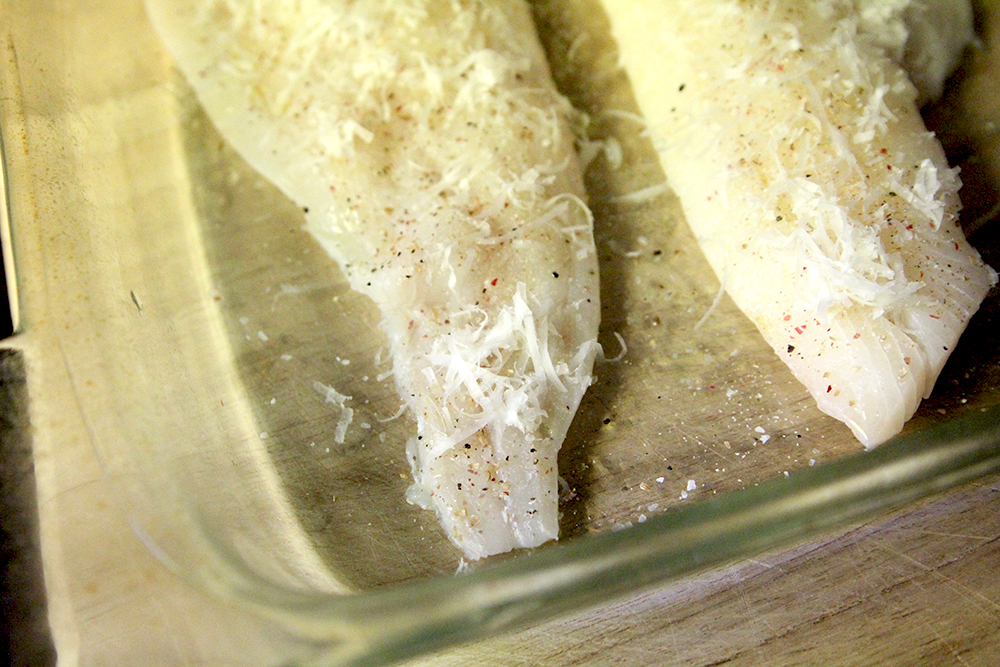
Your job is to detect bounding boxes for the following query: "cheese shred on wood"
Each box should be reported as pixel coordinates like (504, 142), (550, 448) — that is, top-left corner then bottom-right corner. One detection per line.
(146, 0), (600, 559)
(602, 0), (996, 446)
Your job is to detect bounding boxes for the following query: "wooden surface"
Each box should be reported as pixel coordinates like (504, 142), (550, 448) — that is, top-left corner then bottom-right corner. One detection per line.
(408, 473), (1000, 666)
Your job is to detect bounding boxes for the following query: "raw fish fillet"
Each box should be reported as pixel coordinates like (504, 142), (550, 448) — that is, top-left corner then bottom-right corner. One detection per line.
(602, 0), (996, 446)
(855, 0), (975, 105)
(146, 0), (600, 559)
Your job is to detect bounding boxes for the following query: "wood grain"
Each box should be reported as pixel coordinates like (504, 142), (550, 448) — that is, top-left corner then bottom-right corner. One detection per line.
(407, 473), (1000, 666)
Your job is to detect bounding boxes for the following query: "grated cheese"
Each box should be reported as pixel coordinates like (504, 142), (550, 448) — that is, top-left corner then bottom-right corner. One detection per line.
(313, 381), (354, 445)
(147, 0), (601, 559)
(601, 0), (996, 447)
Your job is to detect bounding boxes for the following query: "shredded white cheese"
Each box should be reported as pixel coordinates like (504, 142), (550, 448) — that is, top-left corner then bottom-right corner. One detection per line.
(601, 0), (996, 446)
(313, 381), (354, 445)
(147, 0), (601, 559)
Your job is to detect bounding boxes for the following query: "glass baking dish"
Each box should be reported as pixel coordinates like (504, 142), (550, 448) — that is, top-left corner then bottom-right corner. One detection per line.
(3, 1), (999, 665)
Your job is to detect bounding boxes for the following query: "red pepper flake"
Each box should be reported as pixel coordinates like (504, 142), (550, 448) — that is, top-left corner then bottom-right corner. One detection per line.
(490, 278), (498, 286)
(783, 314), (792, 321)
(827, 385), (833, 393)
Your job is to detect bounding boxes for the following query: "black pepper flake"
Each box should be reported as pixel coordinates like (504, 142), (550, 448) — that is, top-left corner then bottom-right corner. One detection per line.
(787, 344), (795, 353)
(464, 443), (471, 449)
(552, 271), (559, 278)
(603, 418), (611, 424)
(679, 83), (686, 91)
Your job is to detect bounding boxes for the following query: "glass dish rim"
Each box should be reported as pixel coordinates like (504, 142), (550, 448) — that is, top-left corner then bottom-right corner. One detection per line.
(190, 403), (1000, 667)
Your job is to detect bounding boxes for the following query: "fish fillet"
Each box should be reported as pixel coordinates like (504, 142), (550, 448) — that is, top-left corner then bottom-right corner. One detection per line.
(601, 0), (996, 446)
(855, 0), (975, 105)
(145, 0), (600, 559)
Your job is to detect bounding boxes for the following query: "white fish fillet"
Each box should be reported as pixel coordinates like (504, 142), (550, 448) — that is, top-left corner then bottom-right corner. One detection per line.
(145, 0), (600, 559)
(602, 0), (996, 446)
(855, 0), (975, 105)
